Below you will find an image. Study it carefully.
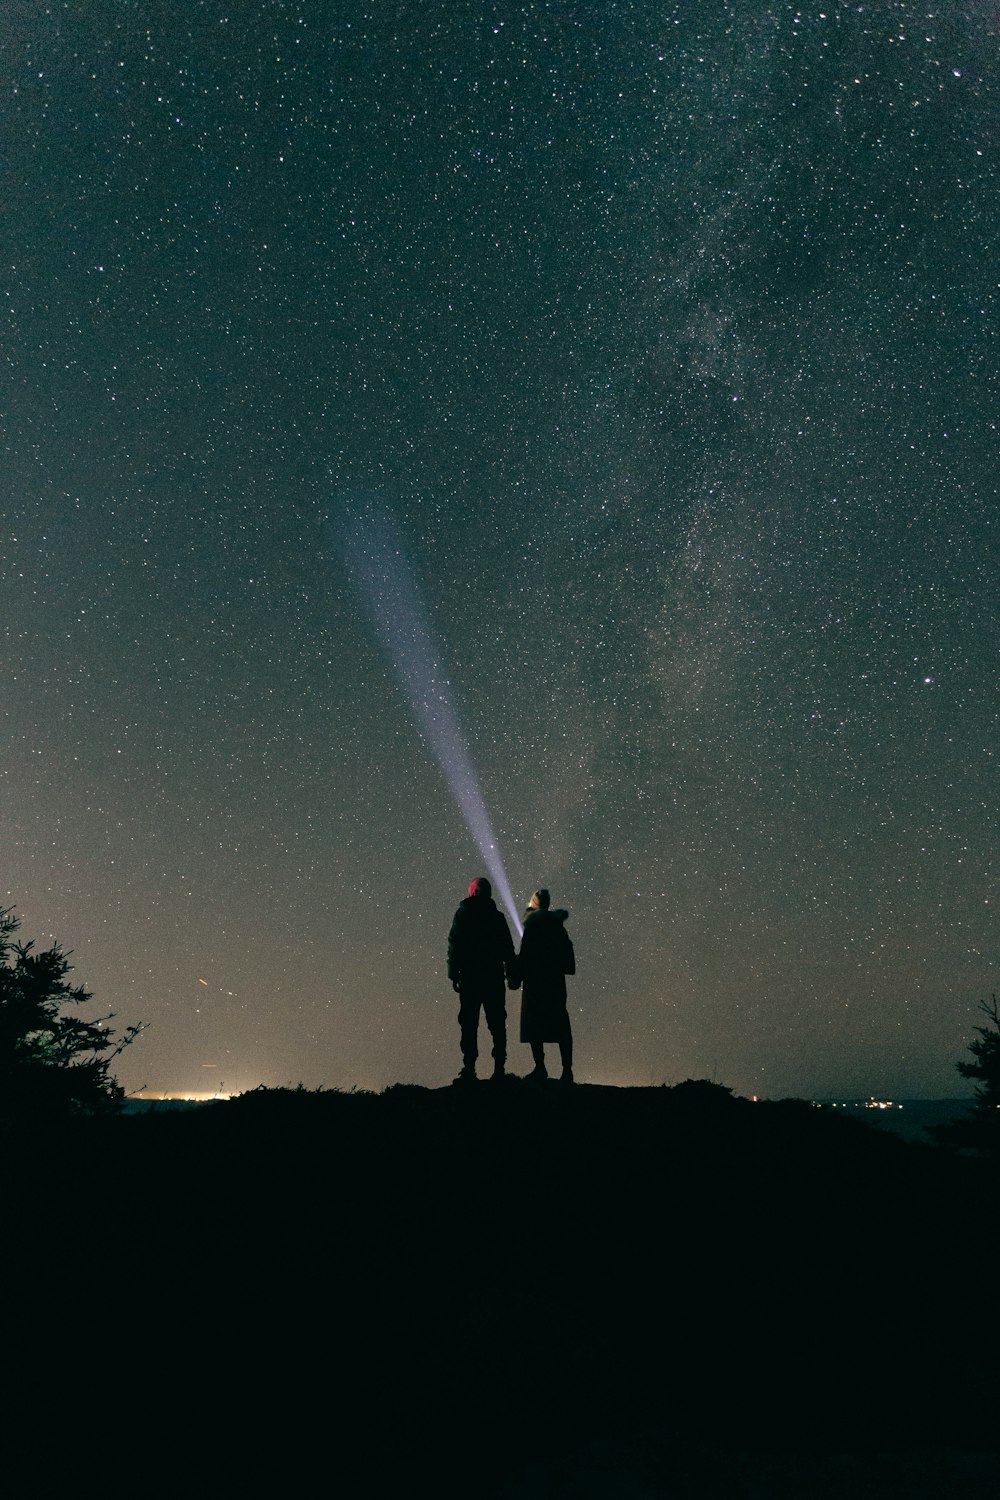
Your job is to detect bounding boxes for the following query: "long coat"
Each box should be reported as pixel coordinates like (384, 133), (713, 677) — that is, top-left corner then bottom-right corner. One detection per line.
(518, 908), (575, 1043)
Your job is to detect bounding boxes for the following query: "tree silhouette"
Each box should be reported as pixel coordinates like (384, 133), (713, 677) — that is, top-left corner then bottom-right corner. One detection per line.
(931, 994), (1000, 1158)
(956, 993), (1000, 1109)
(0, 905), (142, 1118)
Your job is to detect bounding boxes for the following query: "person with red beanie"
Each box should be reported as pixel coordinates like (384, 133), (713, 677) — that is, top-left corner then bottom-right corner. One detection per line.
(446, 876), (519, 1084)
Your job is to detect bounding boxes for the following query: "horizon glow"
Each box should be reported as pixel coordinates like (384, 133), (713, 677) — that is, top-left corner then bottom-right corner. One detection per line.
(336, 497), (523, 937)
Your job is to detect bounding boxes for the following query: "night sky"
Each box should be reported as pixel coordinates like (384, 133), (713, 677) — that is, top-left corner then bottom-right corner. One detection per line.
(4, 1), (996, 1100)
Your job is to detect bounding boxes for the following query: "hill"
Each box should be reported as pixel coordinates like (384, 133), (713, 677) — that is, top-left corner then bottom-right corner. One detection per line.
(6, 1080), (999, 1495)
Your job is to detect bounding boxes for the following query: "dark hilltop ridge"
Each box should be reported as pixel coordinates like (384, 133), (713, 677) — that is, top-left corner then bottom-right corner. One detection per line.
(8, 1080), (999, 1497)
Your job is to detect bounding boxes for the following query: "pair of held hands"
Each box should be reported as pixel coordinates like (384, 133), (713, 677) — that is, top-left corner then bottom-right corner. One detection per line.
(452, 978), (522, 993)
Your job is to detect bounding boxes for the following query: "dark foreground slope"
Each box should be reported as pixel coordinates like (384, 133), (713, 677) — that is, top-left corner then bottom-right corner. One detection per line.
(7, 1081), (999, 1495)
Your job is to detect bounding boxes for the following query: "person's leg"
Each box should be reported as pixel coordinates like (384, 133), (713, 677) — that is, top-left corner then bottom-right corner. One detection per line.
(483, 990), (508, 1077)
(528, 1041), (547, 1080)
(558, 1021), (574, 1082)
(456, 990), (482, 1080)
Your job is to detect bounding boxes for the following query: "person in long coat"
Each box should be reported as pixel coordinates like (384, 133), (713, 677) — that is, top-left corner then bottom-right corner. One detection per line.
(518, 888), (575, 1084)
(447, 876), (519, 1084)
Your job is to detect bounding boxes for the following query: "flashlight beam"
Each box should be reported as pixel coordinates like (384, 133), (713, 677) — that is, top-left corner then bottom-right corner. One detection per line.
(338, 498), (522, 936)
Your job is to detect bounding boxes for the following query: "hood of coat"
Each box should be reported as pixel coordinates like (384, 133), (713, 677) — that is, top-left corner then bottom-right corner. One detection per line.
(522, 906), (569, 927)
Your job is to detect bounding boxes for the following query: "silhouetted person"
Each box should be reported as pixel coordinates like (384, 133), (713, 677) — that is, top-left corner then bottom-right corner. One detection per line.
(518, 889), (576, 1084)
(447, 876), (519, 1084)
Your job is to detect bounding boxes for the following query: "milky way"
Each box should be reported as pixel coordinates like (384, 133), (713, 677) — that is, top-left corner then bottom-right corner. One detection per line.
(3, 2), (996, 1097)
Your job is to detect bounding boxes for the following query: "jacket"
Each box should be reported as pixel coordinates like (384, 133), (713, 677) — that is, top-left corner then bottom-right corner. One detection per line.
(447, 894), (519, 990)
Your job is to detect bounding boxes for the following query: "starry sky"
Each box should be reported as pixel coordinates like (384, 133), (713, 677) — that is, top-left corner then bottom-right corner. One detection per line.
(4, 1), (996, 1099)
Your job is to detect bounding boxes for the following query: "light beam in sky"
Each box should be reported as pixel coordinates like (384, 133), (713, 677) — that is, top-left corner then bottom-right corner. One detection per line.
(336, 497), (523, 937)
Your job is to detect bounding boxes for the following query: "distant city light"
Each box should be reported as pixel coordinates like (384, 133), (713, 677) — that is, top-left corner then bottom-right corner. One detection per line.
(133, 1091), (233, 1103)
